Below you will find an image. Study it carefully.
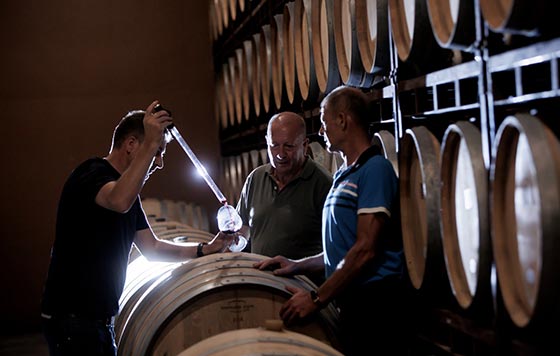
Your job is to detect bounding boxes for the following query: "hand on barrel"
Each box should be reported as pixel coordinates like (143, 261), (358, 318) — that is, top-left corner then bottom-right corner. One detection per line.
(279, 285), (317, 325)
(253, 255), (297, 276)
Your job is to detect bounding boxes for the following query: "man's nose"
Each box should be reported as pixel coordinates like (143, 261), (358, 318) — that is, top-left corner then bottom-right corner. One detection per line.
(276, 146), (286, 159)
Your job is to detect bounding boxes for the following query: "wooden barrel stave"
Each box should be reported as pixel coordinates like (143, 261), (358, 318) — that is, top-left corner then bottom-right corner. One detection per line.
(440, 122), (491, 312)
(426, 0), (476, 50)
(116, 253), (341, 356)
(372, 130), (398, 176)
(399, 126), (450, 296)
(176, 327), (345, 356)
(491, 113), (560, 329)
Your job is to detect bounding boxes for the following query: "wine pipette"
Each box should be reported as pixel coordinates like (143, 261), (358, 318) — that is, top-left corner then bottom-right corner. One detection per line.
(155, 104), (247, 251)
(167, 125), (228, 205)
(154, 104), (227, 205)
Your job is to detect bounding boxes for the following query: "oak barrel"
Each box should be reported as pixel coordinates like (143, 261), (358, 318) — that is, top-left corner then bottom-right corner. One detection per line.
(116, 253), (341, 356)
(294, 0), (320, 101)
(389, 0), (449, 75)
(440, 122), (491, 311)
(333, 0), (376, 87)
(480, 0), (546, 36)
(177, 327), (344, 356)
(311, 0), (341, 93)
(355, 0), (390, 75)
(258, 24), (274, 113)
(399, 126), (449, 295)
(372, 130), (398, 176)
(282, 2), (300, 104)
(491, 113), (560, 328)
(271, 14), (288, 110)
(426, 0), (476, 50)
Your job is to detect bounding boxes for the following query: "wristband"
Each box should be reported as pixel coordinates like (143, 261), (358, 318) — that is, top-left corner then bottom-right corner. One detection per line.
(196, 242), (207, 257)
(309, 290), (322, 308)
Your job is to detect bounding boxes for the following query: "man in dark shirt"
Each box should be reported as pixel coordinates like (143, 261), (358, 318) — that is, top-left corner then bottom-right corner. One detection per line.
(41, 101), (234, 356)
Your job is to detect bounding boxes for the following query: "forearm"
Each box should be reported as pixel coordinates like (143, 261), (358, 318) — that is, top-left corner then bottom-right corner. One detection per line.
(295, 253), (325, 275)
(140, 239), (227, 262)
(135, 229), (230, 262)
(315, 212), (386, 303)
(316, 244), (374, 305)
(103, 143), (159, 212)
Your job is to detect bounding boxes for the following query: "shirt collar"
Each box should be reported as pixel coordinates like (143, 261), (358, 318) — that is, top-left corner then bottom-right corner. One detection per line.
(336, 144), (382, 180)
(265, 156), (314, 182)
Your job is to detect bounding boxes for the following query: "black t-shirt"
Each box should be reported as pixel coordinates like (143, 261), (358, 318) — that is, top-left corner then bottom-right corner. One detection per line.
(41, 158), (149, 318)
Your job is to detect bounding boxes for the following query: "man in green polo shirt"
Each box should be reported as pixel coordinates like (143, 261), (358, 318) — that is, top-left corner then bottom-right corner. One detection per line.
(236, 112), (332, 282)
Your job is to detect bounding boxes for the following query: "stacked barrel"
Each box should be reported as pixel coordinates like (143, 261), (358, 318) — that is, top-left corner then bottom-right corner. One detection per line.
(209, 0), (560, 353)
(213, 0), (396, 131)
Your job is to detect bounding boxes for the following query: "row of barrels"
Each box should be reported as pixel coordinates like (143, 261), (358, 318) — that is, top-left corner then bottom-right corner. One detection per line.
(213, 0), (555, 129)
(209, 0), (249, 41)
(399, 113), (560, 331)
(116, 253), (343, 355)
(142, 197), (211, 232)
(220, 142), (343, 205)
(210, 0), (551, 47)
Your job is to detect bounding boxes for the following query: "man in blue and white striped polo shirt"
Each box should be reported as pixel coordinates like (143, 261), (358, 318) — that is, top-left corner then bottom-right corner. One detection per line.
(254, 85), (415, 356)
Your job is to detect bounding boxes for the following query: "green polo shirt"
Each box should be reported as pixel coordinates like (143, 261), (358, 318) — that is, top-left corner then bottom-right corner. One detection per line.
(237, 157), (333, 259)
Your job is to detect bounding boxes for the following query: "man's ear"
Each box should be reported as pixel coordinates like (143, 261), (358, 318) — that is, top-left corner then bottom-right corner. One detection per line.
(124, 136), (139, 154)
(336, 112), (348, 131)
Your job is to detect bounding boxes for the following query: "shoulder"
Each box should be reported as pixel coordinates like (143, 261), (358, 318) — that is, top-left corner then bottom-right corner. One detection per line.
(361, 155), (398, 187)
(250, 164), (270, 177)
(306, 158), (333, 181)
(62, 158), (116, 196)
(70, 157), (109, 177)
(364, 154), (394, 173)
(243, 164), (271, 187)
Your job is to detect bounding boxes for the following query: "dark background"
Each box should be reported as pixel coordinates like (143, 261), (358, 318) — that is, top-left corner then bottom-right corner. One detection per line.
(0, 0), (220, 333)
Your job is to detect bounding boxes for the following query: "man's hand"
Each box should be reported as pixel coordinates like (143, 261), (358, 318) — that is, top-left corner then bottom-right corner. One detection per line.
(207, 231), (237, 253)
(144, 100), (173, 149)
(253, 255), (298, 276)
(279, 285), (318, 325)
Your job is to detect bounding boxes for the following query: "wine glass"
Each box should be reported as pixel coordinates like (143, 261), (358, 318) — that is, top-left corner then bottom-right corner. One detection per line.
(216, 204), (248, 252)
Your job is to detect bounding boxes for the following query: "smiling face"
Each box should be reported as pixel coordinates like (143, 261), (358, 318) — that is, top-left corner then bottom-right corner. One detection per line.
(266, 112), (308, 179)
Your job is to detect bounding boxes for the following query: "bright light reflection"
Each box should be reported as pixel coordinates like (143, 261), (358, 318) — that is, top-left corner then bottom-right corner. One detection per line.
(196, 165), (210, 178)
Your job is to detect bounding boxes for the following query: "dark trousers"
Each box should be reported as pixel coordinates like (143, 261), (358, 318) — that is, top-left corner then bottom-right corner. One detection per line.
(42, 316), (116, 356)
(336, 278), (417, 356)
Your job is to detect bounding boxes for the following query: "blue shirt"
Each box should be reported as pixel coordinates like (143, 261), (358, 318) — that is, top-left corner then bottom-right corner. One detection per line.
(323, 146), (403, 286)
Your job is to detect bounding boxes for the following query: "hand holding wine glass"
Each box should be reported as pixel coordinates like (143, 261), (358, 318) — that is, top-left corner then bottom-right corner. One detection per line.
(216, 204), (248, 252)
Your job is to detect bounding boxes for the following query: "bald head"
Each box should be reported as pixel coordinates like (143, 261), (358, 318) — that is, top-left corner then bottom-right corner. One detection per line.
(267, 112), (306, 141)
(265, 112), (309, 181)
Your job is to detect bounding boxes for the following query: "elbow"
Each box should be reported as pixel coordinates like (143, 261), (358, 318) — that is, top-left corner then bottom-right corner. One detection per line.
(113, 203), (133, 214)
(104, 197), (134, 214)
(140, 251), (159, 262)
(136, 244), (159, 262)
